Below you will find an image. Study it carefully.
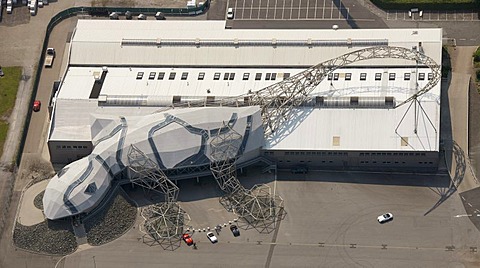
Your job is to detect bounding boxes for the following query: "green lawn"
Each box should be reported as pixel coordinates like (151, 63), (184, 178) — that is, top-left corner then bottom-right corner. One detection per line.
(0, 66), (22, 157)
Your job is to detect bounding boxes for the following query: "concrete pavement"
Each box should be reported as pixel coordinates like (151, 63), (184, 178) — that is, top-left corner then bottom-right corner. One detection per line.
(18, 179), (48, 226)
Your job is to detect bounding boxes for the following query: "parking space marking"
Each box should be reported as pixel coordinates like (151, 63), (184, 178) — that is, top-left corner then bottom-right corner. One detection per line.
(322, 0), (325, 19)
(387, 10), (480, 21)
(233, 0), (352, 21)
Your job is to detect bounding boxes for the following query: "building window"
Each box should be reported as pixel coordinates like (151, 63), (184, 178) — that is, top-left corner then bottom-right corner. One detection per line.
(224, 73), (229, 80)
(149, 72), (156, 80)
(214, 73), (221, 80)
(418, 73), (425, 80)
(158, 72), (165, 80)
(136, 72), (144, 80)
(389, 73), (396, 81)
(198, 72), (205, 80)
(327, 73), (333, 80)
(360, 73), (367, 81)
(169, 72), (176, 80)
(345, 73), (352, 80)
(271, 73), (277, 81)
(229, 73), (235, 80)
(428, 73), (433, 80)
(375, 73), (382, 81)
(404, 73), (410, 81)
(265, 73), (271, 80)
(181, 72), (188, 80)
(334, 73), (339, 80)
(283, 73), (290, 79)
(255, 73), (262, 80)
(243, 73), (250, 80)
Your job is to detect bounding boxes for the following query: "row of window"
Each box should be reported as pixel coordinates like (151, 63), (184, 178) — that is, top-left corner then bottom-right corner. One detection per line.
(283, 151), (349, 156)
(360, 161), (434, 164)
(56, 145), (88, 149)
(266, 151), (429, 157)
(359, 152), (426, 156)
(277, 160), (334, 164)
(328, 72), (433, 81)
(136, 71), (291, 81)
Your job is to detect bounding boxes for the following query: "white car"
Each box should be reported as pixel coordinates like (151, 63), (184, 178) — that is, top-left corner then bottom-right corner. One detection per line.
(377, 213), (393, 223)
(206, 232), (218, 243)
(226, 8), (234, 19)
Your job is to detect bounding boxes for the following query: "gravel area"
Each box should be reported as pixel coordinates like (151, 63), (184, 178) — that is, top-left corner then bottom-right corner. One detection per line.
(34, 190), (45, 210)
(84, 191), (137, 246)
(13, 220), (77, 255)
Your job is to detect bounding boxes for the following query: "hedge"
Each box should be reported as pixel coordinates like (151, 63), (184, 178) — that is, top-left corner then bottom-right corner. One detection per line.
(370, 0), (480, 10)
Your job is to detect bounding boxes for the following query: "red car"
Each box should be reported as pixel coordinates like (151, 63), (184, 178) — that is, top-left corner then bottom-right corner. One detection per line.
(182, 233), (193, 246)
(33, 100), (41, 112)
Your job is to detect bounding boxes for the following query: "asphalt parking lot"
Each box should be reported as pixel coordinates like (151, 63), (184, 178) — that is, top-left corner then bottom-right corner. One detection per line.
(227, 0), (350, 20)
(387, 10), (480, 21)
(60, 169), (480, 267)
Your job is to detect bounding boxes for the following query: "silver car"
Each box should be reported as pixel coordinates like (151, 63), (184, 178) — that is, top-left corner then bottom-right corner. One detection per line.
(377, 213), (393, 223)
(206, 232), (218, 243)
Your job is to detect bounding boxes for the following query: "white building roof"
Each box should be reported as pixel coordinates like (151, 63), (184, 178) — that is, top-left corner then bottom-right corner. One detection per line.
(50, 20), (442, 152)
(69, 20), (442, 67)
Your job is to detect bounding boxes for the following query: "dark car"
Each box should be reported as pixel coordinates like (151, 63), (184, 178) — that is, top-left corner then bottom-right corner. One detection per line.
(0, 66), (4, 77)
(230, 225), (240, 237)
(291, 166), (308, 174)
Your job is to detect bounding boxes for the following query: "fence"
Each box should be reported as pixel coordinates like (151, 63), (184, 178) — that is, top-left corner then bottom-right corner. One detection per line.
(15, 1), (210, 166)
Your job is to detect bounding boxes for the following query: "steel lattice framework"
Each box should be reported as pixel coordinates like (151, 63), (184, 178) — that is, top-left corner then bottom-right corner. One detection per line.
(158, 46), (441, 137)
(209, 125), (245, 194)
(132, 46), (440, 242)
(243, 46), (441, 136)
(139, 203), (190, 250)
(128, 145), (188, 247)
(127, 144), (179, 202)
(210, 124), (285, 232)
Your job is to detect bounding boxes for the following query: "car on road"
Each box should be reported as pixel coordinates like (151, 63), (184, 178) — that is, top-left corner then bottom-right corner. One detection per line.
(230, 225), (240, 237)
(206, 232), (218, 243)
(227, 8), (234, 19)
(182, 233), (193, 246)
(33, 100), (41, 112)
(377, 213), (393, 223)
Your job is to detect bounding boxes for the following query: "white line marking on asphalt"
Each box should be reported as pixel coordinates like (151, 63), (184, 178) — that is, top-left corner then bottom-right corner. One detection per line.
(305, 0), (309, 19)
(297, 0), (301, 19)
(322, 0), (326, 19)
(454, 214), (472, 218)
(266, 0), (270, 19)
(468, 202), (473, 207)
(330, 0), (333, 19)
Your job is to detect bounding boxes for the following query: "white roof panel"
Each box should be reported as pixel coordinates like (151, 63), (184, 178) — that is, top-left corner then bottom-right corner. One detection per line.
(69, 20), (442, 67)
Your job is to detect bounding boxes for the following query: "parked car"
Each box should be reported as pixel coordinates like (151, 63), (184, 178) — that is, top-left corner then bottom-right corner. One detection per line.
(33, 100), (41, 112)
(377, 213), (393, 223)
(227, 8), (234, 19)
(182, 233), (193, 246)
(206, 232), (218, 243)
(230, 225), (240, 237)
(0, 66), (4, 77)
(291, 166), (308, 174)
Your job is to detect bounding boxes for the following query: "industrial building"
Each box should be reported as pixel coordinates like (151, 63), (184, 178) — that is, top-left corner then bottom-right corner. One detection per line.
(43, 20), (442, 219)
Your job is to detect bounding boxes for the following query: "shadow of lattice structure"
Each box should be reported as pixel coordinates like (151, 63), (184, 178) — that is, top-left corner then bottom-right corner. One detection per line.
(139, 203), (190, 251)
(210, 124), (285, 234)
(425, 140), (466, 216)
(220, 184), (285, 234)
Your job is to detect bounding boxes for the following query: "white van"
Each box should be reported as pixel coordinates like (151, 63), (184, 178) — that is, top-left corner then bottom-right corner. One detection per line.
(227, 8), (234, 19)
